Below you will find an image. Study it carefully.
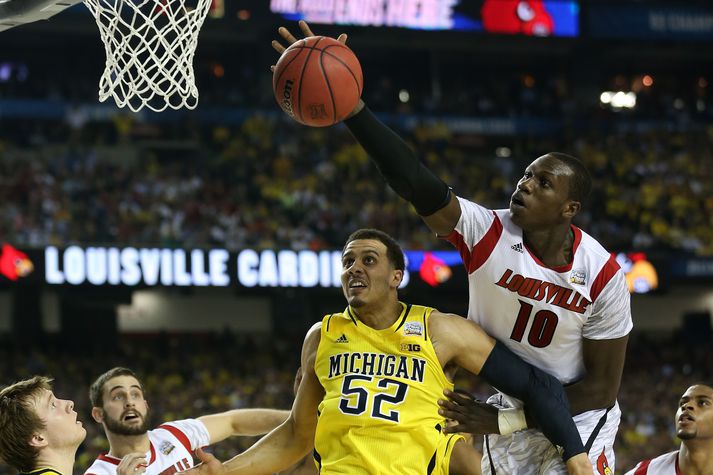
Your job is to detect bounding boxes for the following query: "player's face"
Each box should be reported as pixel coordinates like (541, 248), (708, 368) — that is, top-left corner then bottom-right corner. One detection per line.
(676, 384), (713, 440)
(99, 375), (150, 436)
(341, 239), (403, 309)
(509, 155), (578, 231)
(31, 389), (86, 449)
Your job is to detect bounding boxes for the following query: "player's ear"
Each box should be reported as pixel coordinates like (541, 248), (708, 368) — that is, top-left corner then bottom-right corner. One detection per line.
(29, 432), (48, 449)
(391, 269), (404, 288)
(91, 407), (104, 423)
(562, 199), (580, 219)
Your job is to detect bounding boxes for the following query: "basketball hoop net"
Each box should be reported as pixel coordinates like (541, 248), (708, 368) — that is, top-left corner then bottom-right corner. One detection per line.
(82, 0), (211, 112)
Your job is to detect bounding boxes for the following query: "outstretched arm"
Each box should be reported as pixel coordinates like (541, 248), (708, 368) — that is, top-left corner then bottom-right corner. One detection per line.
(271, 21), (461, 236)
(184, 324), (323, 475)
(429, 313), (592, 474)
(222, 323), (323, 474)
(199, 408), (291, 444)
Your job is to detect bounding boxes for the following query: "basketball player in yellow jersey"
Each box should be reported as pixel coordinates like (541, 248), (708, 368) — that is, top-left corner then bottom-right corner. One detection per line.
(185, 229), (592, 475)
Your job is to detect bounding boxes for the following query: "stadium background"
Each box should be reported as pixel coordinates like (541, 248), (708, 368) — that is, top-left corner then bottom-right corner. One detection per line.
(0, 0), (712, 473)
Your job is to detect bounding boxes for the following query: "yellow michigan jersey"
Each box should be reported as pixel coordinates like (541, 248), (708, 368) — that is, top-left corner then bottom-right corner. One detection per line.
(313, 303), (455, 474)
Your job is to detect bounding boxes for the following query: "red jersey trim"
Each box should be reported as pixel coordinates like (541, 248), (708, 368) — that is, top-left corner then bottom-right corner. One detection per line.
(97, 455), (120, 466)
(444, 212), (503, 274)
(590, 254), (621, 303)
(633, 459), (651, 474)
(524, 225), (582, 273)
(675, 453), (681, 475)
(158, 424), (193, 454)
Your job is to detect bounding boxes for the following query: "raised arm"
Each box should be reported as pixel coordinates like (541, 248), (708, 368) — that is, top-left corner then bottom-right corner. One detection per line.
(429, 313), (592, 475)
(199, 408), (290, 444)
(271, 21), (461, 236)
(219, 323), (324, 475)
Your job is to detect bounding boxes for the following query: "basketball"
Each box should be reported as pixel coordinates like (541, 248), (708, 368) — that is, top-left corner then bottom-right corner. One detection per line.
(273, 36), (363, 127)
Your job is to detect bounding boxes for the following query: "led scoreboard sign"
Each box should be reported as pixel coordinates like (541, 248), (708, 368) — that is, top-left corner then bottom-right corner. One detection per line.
(269, 0), (580, 37)
(271, 0), (459, 29)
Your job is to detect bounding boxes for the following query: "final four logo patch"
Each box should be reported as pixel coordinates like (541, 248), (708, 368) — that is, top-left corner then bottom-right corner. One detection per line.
(403, 321), (423, 337)
(570, 269), (586, 286)
(159, 440), (175, 455)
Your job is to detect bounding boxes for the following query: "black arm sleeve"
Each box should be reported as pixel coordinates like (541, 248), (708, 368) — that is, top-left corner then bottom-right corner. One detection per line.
(344, 105), (451, 216)
(479, 341), (585, 461)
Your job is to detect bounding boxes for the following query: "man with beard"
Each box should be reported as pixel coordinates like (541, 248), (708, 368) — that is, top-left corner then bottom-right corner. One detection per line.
(625, 384), (713, 475)
(0, 376), (87, 475)
(84, 367), (289, 475)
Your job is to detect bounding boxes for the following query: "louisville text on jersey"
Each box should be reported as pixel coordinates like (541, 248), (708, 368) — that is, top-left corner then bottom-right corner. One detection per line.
(327, 352), (426, 383)
(495, 269), (591, 314)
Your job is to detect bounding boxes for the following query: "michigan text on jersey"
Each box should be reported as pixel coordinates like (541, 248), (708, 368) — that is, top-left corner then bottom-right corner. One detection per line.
(328, 352), (426, 383)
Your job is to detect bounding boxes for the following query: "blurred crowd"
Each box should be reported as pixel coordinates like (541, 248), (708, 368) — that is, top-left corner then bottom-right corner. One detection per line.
(0, 330), (709, 475)
(1, 112), (712, 255)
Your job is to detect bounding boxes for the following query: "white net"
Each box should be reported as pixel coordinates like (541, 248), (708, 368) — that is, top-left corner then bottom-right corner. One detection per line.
(82, 0), (211, 112)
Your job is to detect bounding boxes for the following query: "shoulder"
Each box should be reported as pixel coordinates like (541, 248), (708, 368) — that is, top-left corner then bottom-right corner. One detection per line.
(84, 457), (118, 474)
(428, 311), (477, 340)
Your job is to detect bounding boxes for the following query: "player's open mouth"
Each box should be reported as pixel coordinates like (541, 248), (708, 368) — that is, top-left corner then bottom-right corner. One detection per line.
(511, 196), (526, 208)
(123, 411), (141, 422)
(349, 279), (367, 289)
(679, 413), (695, 423)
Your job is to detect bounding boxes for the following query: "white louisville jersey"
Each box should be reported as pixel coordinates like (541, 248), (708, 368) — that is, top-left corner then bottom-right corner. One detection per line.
(84, 419), (210, 475)
(625, 451), (680, 475)
(444, 197), (633, 391)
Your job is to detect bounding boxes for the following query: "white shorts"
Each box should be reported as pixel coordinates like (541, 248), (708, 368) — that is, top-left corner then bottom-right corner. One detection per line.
(481, 394), (620, 475)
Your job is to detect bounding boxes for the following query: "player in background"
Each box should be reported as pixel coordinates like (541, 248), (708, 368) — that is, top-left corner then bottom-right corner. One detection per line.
(625, 384), (713, 475)
(271, 21), (632, 475)
(84, 367), (289, 475)
(0, 376), (86, 475)
(183, 228), (592, 475)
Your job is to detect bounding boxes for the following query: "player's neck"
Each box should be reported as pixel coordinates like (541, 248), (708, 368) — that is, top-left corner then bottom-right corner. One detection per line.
(33, 447), (77, 475)
(523, 224), (573, 267)
(679, 441), (713, 474)
(351, 300), (403, 330)
(107, 432), (150, 459)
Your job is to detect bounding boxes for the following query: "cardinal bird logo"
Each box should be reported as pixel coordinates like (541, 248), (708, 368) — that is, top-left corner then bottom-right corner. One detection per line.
(419, 252), (453, 287)
(596, 449), (613, 475)
(0, 244), (34, 281)
(481, 0), (554, 36)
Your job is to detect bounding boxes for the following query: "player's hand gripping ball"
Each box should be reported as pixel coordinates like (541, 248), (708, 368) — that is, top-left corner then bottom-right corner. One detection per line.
(273, 36), (363, 127)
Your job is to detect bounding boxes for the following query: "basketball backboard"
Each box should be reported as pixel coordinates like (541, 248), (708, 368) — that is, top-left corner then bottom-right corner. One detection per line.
(0, 0), (82, 32)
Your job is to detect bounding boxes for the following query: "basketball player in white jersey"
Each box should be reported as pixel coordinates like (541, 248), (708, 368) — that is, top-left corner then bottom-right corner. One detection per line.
(625, 384), (713, 475)
(84, 367), (290, 475)
(271, 21), (632, 474)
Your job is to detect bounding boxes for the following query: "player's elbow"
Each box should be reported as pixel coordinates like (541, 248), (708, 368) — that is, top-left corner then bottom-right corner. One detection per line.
(578, 380), (619, 412)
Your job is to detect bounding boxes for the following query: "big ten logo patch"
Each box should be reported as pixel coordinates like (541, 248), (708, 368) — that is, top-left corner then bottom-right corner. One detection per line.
(400, 343), (421, 352)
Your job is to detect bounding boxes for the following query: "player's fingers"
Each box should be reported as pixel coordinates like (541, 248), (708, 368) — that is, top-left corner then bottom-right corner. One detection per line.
(442, 423), (462, 434)
(299, 20), (315, 37)
(438, 398), (462, 411)
(271, 39), (286, 54)
(444, 389), (474, 405)
(195, 447), (216, 463)
(278, 26), (298, 45)
(438, 407), (467, 421)
(337, 33), (348, 44)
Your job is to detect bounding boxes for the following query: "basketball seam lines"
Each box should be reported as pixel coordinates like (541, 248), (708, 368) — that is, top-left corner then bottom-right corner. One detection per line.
(296, 37), (325, 124)
(274, 46), (308, 105)
(318, 49), (337, 124)
(320, 45), (362, 96)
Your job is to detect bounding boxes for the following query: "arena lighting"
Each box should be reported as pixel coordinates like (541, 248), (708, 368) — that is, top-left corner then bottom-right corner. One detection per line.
(599, 91), (636, 109)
